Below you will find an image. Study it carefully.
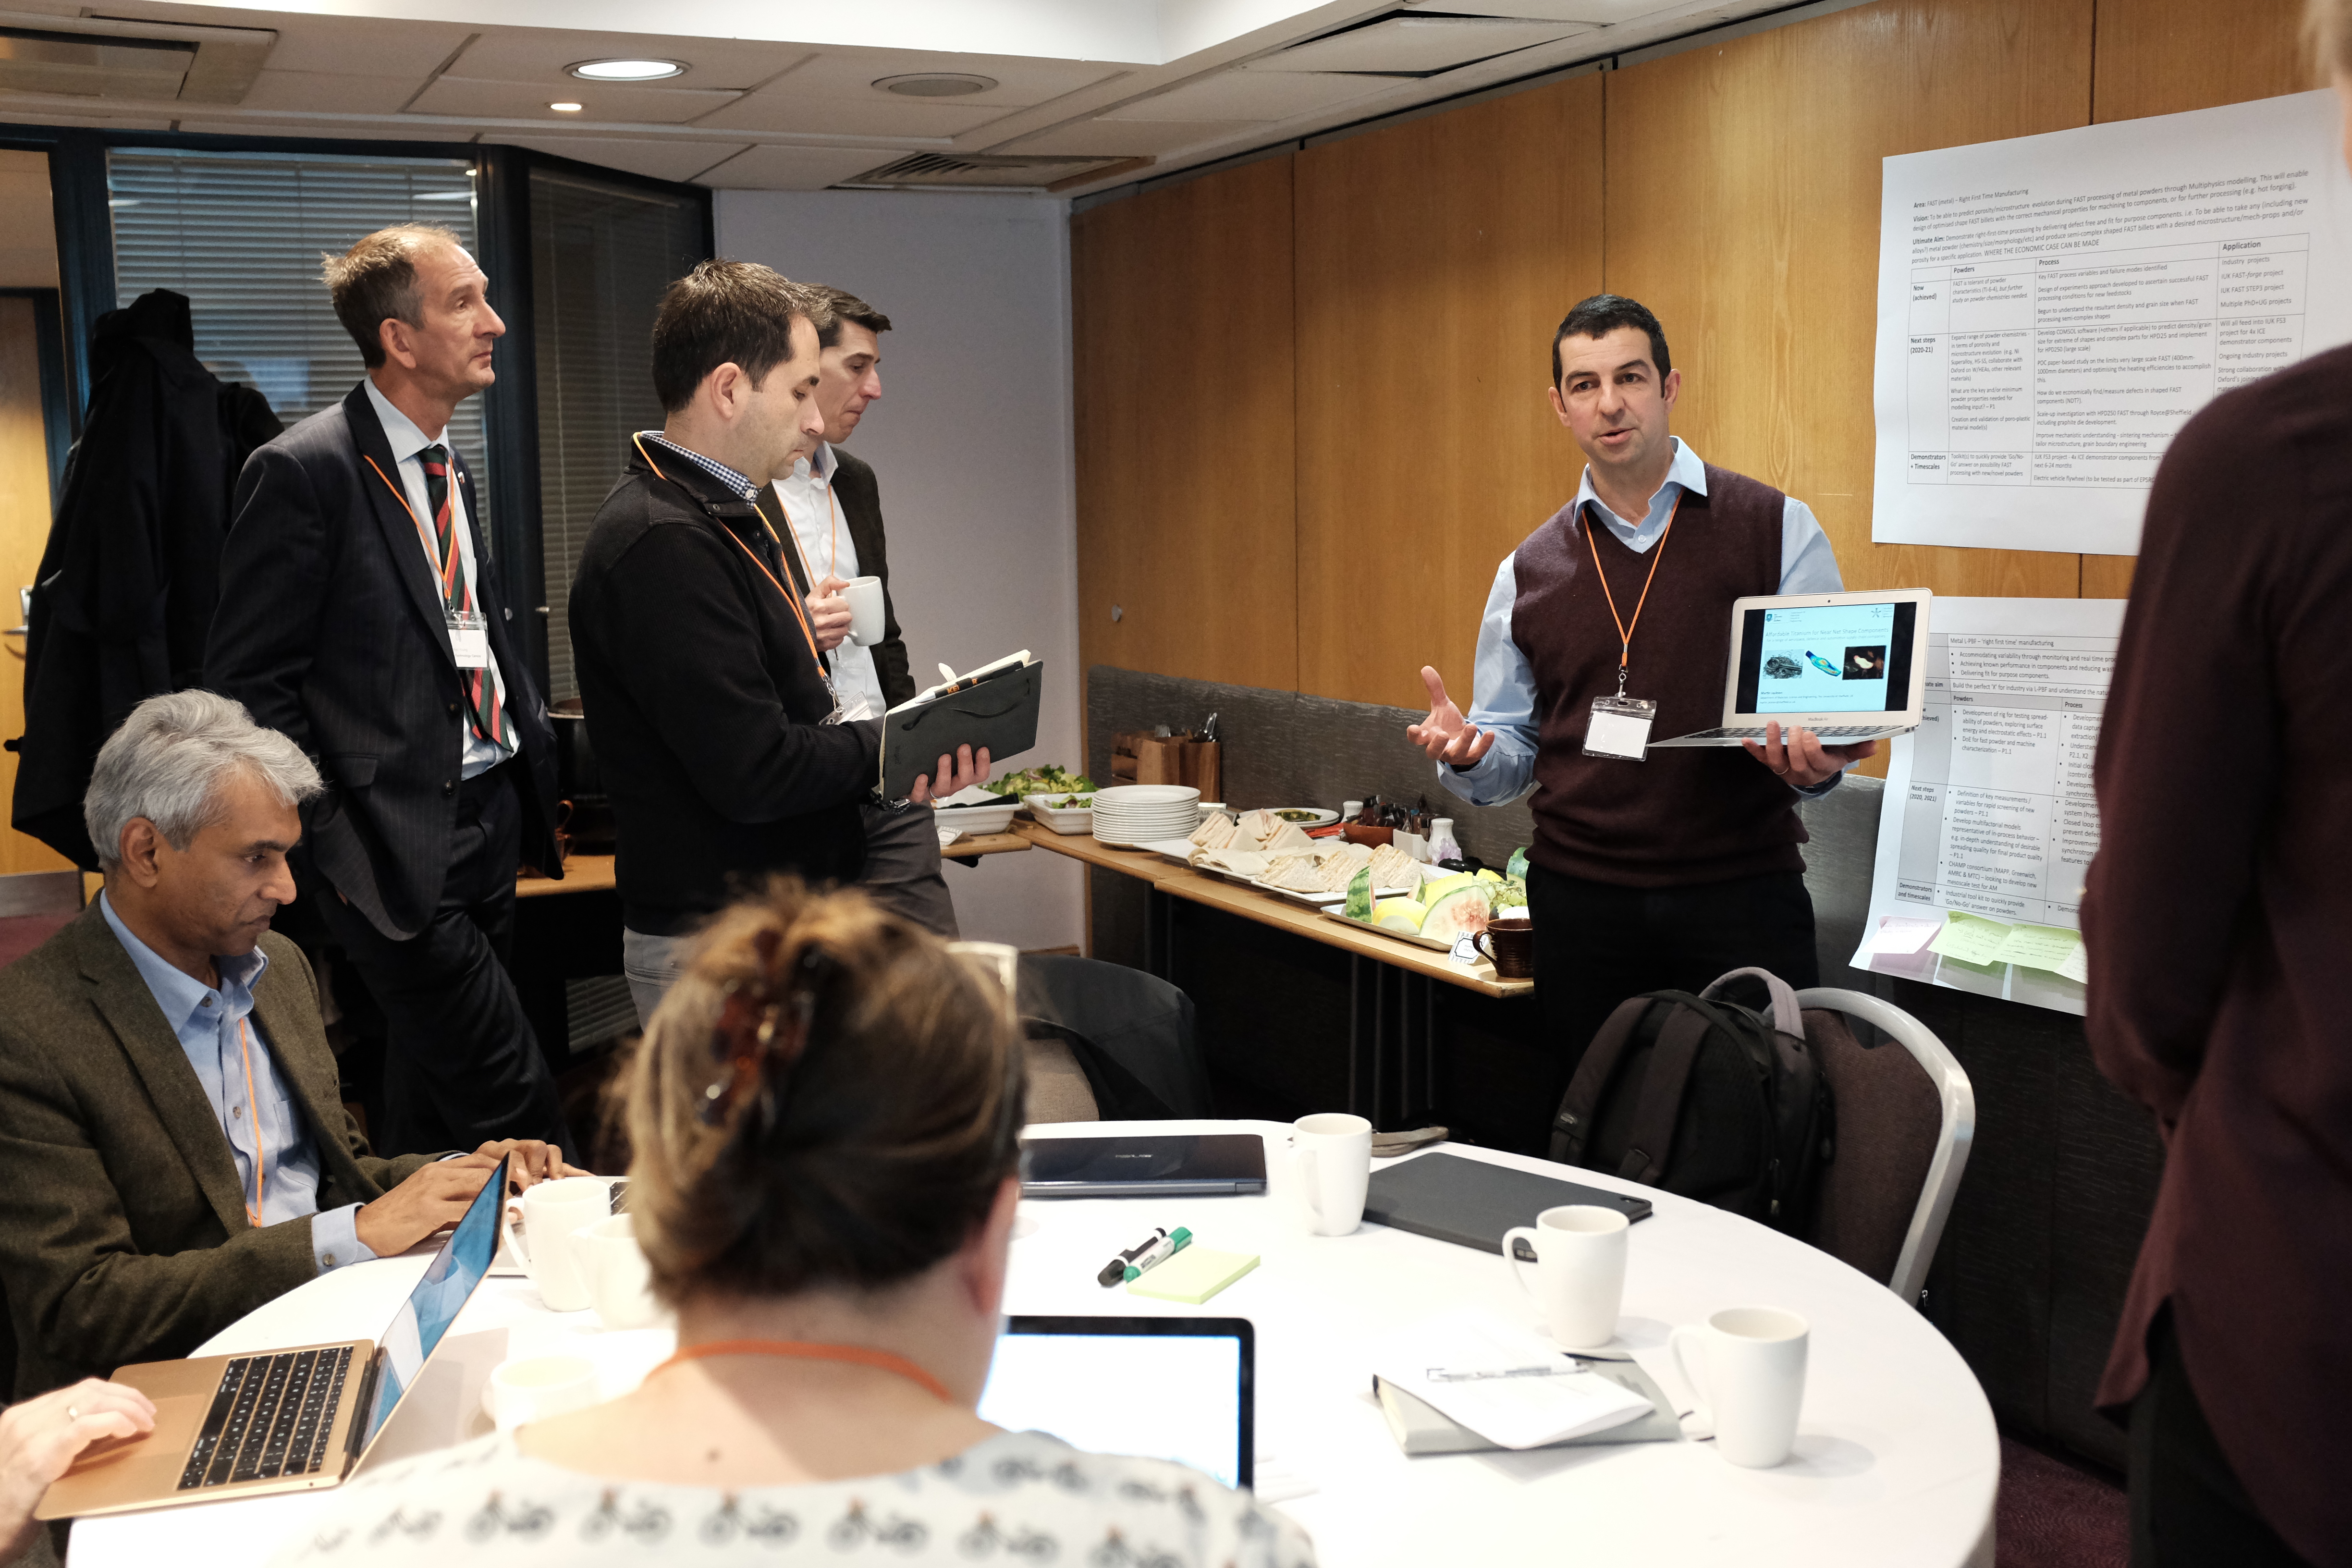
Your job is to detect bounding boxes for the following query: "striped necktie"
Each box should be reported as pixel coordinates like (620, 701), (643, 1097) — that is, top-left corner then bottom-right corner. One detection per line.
(420, 444), (509, 749)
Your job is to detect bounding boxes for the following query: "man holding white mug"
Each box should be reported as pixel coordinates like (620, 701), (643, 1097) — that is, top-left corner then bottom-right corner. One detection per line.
(760, 285), (957, 937)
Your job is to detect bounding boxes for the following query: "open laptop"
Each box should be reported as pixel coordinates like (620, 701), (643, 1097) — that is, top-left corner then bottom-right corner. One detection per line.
(38, 1154), (509, 1520)
(1649, 587), (1932, 747)
(1020, 1134), (1268, 1198)
(978, 1316), (1253, 1489)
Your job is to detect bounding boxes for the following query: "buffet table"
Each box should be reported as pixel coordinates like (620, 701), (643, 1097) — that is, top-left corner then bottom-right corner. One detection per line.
(68, 1124), (1997, 1568)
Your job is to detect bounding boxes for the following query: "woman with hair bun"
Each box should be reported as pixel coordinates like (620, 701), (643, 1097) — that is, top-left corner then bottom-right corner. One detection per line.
(272, 882), (1313, 1567)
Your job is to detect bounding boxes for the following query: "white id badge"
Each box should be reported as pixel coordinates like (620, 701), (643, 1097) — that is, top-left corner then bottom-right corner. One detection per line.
(1583, 695), (1656, 760)
(835, 692), (875, 723)
(447, 610), (490, 670)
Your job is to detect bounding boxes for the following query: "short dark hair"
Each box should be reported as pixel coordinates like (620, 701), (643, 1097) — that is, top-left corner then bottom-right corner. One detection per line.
(626, 880), (1025, 1304)
(1551, 294), (1671, 387)
(322, 224), (462, 369)
(649, 260), (833, 413)
(806, 284), (892, 351)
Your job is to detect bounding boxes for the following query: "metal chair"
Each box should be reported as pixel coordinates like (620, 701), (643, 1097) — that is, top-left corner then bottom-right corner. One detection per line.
(1796, 987), (1977, 1306)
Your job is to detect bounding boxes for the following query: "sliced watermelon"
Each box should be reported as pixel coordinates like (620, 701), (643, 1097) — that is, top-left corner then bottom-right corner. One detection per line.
(1372, 898), (1428, 933)
(1421, 883), (1493, 944)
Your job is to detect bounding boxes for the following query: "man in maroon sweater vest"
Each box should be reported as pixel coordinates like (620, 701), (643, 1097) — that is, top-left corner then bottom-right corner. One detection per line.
(1408, 295), (1876, 1083)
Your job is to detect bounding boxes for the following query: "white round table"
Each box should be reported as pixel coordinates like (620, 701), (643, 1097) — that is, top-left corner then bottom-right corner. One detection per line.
(71, 1121), (1996, 1567)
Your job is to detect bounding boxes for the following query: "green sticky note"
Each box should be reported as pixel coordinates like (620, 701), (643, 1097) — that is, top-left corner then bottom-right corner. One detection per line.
(1992, 923), (2083, 974)
(1125, 1246), (1259, 1304)
(1929, 911), (2013, 967)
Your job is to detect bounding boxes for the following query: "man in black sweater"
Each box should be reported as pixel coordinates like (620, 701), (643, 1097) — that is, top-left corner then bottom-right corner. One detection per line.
(566, 262), (983, 1023)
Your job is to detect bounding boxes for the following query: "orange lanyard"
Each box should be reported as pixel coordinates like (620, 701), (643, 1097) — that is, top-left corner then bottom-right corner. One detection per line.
(635, 435), (824, 671)
(1584, 492), (1680, 697)
(649, 1338), (952, 1405)
(364, 455), (466, 612)
(233, 1015), (267, 1229)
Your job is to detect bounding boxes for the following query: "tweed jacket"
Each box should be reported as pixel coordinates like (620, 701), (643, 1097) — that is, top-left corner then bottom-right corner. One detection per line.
(0, 903), (437, 1398)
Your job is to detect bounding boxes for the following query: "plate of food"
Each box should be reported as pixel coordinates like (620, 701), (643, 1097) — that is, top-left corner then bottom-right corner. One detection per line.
(1268, 807), (1340, 829)
(1022, 793), (1095, 834)
(1321, 870), (1510, 952)
(1250, 840), (1423, 906)
(984, 763), (1095, 801)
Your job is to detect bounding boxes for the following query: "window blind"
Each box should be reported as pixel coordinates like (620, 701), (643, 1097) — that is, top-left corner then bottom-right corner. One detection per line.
(529, 167), (704, 703)
(106, 148), (492, 536)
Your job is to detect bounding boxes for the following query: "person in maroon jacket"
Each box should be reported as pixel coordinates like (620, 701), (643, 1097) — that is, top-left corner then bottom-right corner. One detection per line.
(2082, 23), (2352, 1565)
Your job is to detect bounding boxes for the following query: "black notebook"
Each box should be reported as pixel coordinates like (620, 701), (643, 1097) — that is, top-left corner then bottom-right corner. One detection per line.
(1363, 1152), (1652, 1257)
(880, 656), (1043, 800)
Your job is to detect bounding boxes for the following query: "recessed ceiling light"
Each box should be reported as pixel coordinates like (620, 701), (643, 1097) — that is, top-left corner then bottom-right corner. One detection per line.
(549, 101), (584, 112)
(873, 73), (997, 98)
(569, 58), (686, 82)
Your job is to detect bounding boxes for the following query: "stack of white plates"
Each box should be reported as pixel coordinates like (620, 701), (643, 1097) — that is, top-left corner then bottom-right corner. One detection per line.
(1091, 784), (1201, 846)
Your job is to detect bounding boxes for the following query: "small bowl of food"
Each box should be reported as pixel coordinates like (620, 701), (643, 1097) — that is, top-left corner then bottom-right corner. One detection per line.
(1023, 793), (1095, 835)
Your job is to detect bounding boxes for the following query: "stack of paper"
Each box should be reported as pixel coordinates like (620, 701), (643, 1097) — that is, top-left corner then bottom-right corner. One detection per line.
(1370, 1310), (1650, 1450)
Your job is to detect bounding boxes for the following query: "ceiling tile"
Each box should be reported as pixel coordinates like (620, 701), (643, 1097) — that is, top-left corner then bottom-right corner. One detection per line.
(252, 17), (478, 78)
(772, 49), (1125, 109)
(1245, 16), (1589, 74)
(173, 118), (480, 141)
(693, 144), (896, 191)
(1103, 69), (1397, 122)
(1001, 119), (1247, 157)
(502, 135), (751, 183)
(239, 70), (418, 115)
(694, 88), (1014, 138)
(410, 75), (743, 124)
(1400, 0), (1666, 20)
(454, 28), (812, 87)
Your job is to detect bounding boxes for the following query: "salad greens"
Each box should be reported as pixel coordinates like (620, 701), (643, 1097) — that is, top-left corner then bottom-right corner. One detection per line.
(984, 764), (1096, 797)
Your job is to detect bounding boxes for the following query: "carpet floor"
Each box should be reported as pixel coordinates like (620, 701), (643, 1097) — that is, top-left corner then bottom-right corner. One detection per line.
(1998, 1435), (2129, 1568)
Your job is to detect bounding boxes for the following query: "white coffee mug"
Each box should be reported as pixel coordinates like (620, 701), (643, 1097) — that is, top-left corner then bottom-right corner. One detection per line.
(840, 576), (885, 646)
(484, 1354), (599, 1432)
(1292, 1113), (1372, 1236)
(499, 1176), (612, 1314)
(1669, 1306), (1810, 1467)
(578, 1213), (664, 1331)
(1501, 1204), (1628, 1349)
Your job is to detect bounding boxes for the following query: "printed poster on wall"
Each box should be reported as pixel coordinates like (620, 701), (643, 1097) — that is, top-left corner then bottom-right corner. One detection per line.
(1871, 90), (2352, 554)
(1850, 597), (2128, 1017)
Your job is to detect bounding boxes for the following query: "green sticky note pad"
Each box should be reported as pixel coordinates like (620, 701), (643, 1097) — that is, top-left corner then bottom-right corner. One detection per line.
(1125, 1247), (1259, 1304)
(1990, 922), (2082, 973)
(1929, 911), (2013, 967)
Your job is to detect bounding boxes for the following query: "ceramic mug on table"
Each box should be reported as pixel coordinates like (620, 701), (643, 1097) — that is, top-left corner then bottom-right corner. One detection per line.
(485, 1355), (599, 1432)
(500, 1176), (613, 1314)
(840, 576), (886, 646)
(1476, 918), (1535, 980)
(1502, 1204), (1628, 1349)
(1669, 1306), (1810, 1467)
(577, 1213), (665, 1330)
(1291, 1113), (1372, 1236)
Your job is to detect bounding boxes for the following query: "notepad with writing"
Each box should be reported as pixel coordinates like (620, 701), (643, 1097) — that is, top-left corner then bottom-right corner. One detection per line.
(1125, 1247), (1259, 1304)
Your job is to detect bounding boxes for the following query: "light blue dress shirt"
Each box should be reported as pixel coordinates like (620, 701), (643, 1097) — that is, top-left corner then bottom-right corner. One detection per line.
(1442, 439), (1847, 808)
(365, 380), (513, 782)
(98, 894), (370, 1274)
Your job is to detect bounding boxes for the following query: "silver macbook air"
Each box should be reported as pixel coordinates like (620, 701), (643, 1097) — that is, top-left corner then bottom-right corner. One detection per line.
(1650, 588), (1932, 748)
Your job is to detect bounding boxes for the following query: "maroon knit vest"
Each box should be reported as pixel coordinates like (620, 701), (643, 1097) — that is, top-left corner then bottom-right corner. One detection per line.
(1509, 464), (1809, 888)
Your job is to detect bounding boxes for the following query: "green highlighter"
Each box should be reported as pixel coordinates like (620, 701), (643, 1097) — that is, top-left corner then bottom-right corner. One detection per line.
(1121, 1226), (1192, 1282)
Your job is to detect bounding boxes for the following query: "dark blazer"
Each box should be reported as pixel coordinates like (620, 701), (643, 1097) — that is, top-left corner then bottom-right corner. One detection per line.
(830, 448), (916, 710)
(570, 443), (877, 937)
(0, 905), (437, 1398)
(206, 383), (561, 940)
(2084, 341), (2352, 1564)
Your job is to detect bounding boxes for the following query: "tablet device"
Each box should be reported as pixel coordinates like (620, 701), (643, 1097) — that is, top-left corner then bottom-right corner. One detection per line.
(1020, 1133), (1268, 1197)
(979, 1316), (1253, 1488)
(1363, 1151), (1651, 1257)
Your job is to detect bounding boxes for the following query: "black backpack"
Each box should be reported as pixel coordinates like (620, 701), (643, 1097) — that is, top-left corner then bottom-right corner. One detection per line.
(1547, 968), (1834, 1235)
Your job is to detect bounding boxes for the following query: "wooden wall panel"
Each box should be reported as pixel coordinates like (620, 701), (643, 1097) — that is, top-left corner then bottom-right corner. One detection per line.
(1292, 74), (1605, 710)
(1603, 0), (2094, 605)
(0, 297), (66, 876)
(2078, 0), (2315, 597)
(1072, 156), (1299, 693)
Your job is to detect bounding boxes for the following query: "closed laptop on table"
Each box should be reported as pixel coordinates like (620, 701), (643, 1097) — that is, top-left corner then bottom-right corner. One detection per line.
(37, 1155), (509, 1520)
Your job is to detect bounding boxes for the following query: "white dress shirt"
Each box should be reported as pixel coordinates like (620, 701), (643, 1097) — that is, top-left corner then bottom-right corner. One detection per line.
(772, 443), (890, 722)
(364, 379), (513, 780)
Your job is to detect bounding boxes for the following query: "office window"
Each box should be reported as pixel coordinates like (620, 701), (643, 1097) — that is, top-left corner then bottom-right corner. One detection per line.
(530, 166), (704, 702)
(107, 149), (491, 530)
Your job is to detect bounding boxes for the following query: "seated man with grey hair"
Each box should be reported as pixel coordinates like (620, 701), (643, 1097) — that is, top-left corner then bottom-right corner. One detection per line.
(0, 691), (576, 1401)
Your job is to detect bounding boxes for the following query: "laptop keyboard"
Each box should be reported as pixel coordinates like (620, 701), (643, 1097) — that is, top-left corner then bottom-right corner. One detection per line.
(177, 1345), (354, 1490)
(1680, 724), (1893, 739)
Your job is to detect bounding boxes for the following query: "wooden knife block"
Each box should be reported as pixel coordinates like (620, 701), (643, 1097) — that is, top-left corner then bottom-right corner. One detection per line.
(1110, 731), (1221, 802)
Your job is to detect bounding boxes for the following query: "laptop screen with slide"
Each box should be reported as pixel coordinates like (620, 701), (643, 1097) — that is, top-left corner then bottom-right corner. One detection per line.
(359, 1153), (506, 1449)
(978, 1317), (1253, 1488)
(1735, 598), (1918, 717)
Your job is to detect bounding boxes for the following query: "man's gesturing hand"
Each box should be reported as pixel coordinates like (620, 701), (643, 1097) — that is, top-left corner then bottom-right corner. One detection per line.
(1405, 666), (1495, 770)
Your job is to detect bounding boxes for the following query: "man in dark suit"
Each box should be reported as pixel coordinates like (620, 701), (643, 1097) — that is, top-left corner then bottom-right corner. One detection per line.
(764, 286), (955, 936)
(0, 691), (569, 1399)
(206, 224), (572, 1157)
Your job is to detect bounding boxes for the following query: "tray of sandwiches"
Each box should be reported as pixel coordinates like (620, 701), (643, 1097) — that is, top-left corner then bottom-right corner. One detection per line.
(1250, 839), (1427, 906)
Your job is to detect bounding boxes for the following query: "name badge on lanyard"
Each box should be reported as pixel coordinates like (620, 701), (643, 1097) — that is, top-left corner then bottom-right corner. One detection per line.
(1580, 495), (1680, 763)
(447, 608), (490, 670)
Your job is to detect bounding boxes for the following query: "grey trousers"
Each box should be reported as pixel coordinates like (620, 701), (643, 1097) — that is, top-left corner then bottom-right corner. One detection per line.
(623, 926), (691, 1029)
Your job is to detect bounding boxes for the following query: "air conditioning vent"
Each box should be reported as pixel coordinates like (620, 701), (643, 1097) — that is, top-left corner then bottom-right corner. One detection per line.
(16, 15), (280, 104)
(849, 151), (1139, 189)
